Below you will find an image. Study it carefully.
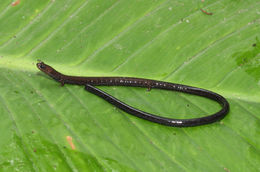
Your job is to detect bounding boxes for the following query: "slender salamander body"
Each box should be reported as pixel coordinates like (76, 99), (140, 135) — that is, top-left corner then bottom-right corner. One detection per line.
(37, 61), (229, 127)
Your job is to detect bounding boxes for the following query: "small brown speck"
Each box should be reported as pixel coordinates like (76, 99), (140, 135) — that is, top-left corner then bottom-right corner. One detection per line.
(33, 149), (37, 152)
(200, 8), (213, 15)
(11, 0), (20, 6)
(224, 167), (230, 172)
(252, 43), (256, 47)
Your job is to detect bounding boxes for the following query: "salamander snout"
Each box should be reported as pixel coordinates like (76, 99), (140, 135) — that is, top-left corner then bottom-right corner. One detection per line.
(36, 61), (47, 70)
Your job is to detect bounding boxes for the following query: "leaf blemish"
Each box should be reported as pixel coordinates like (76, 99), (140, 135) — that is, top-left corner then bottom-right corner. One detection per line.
(200, 8), (213, 15)
(11, 0), (20, 6)
(66, 136), (76, 150)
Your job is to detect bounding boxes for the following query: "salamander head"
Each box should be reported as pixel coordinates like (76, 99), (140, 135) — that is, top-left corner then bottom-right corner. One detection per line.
(36, 61), (53, 73)
(36, 60), (62, 80)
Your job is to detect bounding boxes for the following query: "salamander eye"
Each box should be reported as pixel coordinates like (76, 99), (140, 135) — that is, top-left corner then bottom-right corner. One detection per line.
(39, 63), (46, 69)
(37, 62), (46, 69)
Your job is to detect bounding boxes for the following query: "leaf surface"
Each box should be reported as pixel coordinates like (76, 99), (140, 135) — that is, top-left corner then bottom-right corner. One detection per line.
(0, 0), (259, 171)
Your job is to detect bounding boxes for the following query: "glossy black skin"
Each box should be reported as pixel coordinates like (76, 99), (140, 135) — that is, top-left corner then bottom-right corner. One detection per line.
(37, 61), (229, 127)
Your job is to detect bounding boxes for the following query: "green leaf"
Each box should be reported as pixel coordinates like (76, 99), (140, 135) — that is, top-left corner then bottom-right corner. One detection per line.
(0, 0), (259, 171)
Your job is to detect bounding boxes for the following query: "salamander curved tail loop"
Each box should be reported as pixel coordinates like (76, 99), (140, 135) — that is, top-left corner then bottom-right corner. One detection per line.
(85, 84), (229, 127)
(37, 61), (229, 127)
